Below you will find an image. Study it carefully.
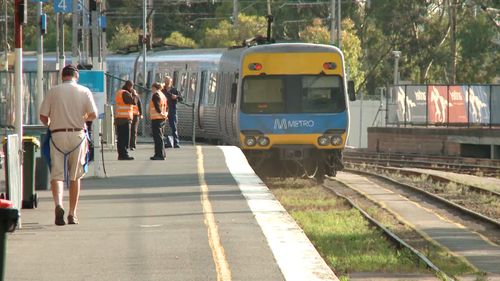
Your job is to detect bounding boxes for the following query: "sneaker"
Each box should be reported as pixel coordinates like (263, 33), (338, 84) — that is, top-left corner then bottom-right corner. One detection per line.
(67, 215), (79, 225)
(174, 145), (181, 148)
(55, 205), (65, 226)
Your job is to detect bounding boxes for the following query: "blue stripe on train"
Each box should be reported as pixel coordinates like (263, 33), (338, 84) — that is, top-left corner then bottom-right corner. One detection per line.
(239, 112), (348, 134)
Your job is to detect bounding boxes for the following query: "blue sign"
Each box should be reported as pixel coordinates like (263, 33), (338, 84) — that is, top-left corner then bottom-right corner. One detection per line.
(79, 70), (105, 92)
(53, 0), (82, 13)
(79, 70), (106, 119)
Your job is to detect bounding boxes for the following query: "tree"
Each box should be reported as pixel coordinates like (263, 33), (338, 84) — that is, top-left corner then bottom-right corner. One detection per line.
(298, 18), (330, 44)
(108, 24), (141, 52)
(200, 13), (267, 48)
(164, 32), (197, 48)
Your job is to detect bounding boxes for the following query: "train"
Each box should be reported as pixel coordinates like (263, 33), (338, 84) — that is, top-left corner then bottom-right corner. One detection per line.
(20, 42), (356, 182)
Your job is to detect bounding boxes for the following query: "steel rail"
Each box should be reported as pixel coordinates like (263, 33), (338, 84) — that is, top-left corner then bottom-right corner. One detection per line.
(322, 181), (455, 281)
(344, 168), (500, 229)
(349, 163), (500, 197)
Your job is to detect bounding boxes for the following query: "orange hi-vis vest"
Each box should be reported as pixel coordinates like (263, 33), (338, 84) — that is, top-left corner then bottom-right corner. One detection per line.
(115, 89), (133, 120)
(149, 92), (167, 120)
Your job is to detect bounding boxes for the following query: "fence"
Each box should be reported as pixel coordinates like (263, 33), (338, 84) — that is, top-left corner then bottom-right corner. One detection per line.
(386, 84), (500, 127)
(0, 71), (59, 128)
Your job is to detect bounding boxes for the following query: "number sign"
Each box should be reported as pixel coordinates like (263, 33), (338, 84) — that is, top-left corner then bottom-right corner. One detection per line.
(53, 0), (82, 14)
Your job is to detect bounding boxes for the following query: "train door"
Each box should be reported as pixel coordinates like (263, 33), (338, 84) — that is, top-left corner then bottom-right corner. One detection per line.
(217, 72), (226, 141)
(228, 73), (238, 145)
(198, 71), (207, 130)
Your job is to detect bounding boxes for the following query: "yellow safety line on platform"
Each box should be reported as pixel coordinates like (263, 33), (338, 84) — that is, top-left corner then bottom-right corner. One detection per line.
(197, 146), (232, 281)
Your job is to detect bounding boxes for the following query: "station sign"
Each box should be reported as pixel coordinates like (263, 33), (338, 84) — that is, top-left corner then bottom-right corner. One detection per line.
(53, 0), (82, 13)
(78, 70), (106, 119)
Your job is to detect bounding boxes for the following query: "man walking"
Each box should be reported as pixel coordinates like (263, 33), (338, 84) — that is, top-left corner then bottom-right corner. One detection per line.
(39, 64), (98, 225)
(162, 76), (182, 148)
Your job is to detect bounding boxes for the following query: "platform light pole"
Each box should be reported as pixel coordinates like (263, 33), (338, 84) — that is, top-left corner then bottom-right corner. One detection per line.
(142, 0), (146, 86)
(35, 0), (44, 124)
(392, 50), (401, 96)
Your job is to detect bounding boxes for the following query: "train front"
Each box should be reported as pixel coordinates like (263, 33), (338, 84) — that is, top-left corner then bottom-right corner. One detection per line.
(237, 43), (351, 182)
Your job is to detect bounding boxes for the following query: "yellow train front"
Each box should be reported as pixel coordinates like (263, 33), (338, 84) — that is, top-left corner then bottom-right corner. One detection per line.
(232, 43), (356, 182)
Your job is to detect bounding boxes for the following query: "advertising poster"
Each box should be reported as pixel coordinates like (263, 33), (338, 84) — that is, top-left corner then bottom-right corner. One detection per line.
(427, 85), (448, 124)
(465, 85), (490, 124)
(405, 85), (427, 124)
(491, 85), (500, 125)
(447, 85), (467, 124)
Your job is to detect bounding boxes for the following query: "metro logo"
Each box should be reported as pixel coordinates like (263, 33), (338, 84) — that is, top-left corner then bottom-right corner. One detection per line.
(274, 119), (315, 130)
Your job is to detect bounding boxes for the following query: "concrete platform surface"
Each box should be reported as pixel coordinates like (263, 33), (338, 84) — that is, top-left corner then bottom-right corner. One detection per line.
(5, 144), (337, 281)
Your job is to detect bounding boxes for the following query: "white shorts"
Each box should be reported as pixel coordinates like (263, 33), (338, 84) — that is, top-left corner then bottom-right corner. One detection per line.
(49, 131), (88, 181)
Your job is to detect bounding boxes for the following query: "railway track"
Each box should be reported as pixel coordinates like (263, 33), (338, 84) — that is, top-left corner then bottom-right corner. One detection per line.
(344, 150), (500, 177)
(322, 180), (454, 281)
(326, 170), (500, 276)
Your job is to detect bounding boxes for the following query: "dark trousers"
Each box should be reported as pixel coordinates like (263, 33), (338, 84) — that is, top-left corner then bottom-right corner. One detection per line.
(115, 119), (131, 158)
(130, 115), (139, 148)
(165, 113), (179, 147)
(152, 119), (165, 158)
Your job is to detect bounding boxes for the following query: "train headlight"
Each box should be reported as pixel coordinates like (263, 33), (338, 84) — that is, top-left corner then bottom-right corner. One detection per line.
(245, 136), (257, 147)
(258, 136), (270, 146)
(318, 136), (330, 146)
(331, 135), (343, 145)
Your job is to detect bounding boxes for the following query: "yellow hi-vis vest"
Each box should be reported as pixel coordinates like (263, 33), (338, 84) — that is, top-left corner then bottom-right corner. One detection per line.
(149, 92), (167, 120)
(115, 89), (133, 120)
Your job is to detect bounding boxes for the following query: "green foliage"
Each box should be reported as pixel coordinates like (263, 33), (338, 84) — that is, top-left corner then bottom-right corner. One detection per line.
(108, 24), (141, 52)
(164, 32), (197, 48)
(299, 18), (330, 44)
(341, 19), (365, 91)
(298, 18), (365, 92)
(14, 0), (498, 88)
(200, 14), (267, 48)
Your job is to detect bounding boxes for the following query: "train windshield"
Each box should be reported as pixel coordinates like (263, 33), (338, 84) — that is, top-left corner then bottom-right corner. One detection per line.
(241, 75), (346, 114)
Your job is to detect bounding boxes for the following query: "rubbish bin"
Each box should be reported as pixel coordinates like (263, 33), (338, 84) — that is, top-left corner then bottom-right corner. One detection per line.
(22, 137), (39, 209)
(0, 199), (18, 281)
(2, 137), (40, 209)
(23, 125), (50, 191)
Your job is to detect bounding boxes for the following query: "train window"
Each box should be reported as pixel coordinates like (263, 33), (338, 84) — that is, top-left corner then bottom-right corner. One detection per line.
(186, 73), (197, 103)
(241, 75), (345, 114)
(241, 76), (284, 113)
(207, 72), (217, 105)
(178, 72), (188, 94)
(301, 76), (345, 113)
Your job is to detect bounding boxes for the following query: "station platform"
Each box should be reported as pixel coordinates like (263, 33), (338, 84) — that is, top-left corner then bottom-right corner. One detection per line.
(5, 144), (338, 281)
(367, 127), (500, 159)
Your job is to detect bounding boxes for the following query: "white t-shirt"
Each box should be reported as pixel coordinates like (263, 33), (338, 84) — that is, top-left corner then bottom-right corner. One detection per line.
(39, 80), (98, 130)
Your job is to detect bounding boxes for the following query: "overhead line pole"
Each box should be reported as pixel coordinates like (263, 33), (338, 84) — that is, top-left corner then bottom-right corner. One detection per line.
(35, 1), (44, 124)
(142, 0), (147, 87)
(233, 0), (238, 26)
(330, 0), (335, 45)
(337, 0), (341, 49)
(72, 0), (79, 65)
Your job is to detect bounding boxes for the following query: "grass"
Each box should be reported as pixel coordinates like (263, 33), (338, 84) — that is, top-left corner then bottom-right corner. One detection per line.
(269, 180), (430, 277)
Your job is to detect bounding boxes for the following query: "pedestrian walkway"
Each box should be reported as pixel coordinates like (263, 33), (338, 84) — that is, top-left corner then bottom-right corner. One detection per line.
(5, 144), (338, 281)
(335, 172), (500, 275)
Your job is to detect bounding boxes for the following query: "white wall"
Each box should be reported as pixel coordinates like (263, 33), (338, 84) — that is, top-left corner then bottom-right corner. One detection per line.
(347, 99), (384, 148)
